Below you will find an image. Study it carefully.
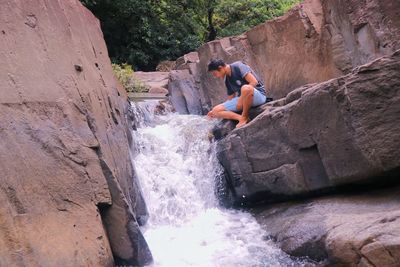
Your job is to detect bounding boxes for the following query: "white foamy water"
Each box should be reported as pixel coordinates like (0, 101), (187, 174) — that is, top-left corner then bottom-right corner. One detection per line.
(131, 100), (305, 267)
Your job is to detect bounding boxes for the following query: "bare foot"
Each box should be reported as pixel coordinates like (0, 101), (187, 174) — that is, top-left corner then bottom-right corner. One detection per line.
(236, 116), (249, 128)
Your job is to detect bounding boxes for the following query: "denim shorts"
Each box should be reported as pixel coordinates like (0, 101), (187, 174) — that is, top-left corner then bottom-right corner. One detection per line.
(223, 88), (267, 112)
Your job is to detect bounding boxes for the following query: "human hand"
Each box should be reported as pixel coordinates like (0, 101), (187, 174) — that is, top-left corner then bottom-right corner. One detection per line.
(207, 110), (214, 119)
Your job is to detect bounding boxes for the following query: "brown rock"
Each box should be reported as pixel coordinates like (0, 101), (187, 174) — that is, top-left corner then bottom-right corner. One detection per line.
(216, 50), (400, 205)
(175, 51), (200, 70)
(168, 69), (203, 115)
(0, 0), (151, 266)
(148, 86), (169, 94)
(134, 71), (169, 94)
(254, 186), (400, 266)
(167, 52), (207, 114)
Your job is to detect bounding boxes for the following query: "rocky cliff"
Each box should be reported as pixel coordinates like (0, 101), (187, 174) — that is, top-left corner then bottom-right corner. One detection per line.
(0, 1), (151, 266)
(217, 49), (400, 205)
(165, 0), (400, 266)
(169, 0), (400, 113)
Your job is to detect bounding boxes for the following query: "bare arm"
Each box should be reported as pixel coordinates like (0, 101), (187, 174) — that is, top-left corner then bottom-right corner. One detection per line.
(244, 72), (258, 87)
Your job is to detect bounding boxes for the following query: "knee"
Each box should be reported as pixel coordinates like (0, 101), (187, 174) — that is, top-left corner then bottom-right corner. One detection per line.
(241, 85), (253, 95)
(212, 104), (225, 113)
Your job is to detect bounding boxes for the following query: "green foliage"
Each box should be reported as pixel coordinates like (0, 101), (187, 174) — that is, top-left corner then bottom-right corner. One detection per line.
(82, 0), (205, 71)
(112, 63), (149, 93)
(214, 0), (301, 37)
(81, 0), (302, 70)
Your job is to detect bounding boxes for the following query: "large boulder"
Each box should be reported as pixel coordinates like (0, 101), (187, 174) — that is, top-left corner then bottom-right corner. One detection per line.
(172, 0), (400, 113)
(168, 69), (203, 115)
(134, 71), (169, 95)
(0, 0), (151, 266)
(254, 185), (400, 266)
(175, 51), (200, 70)
(216, 50), (400, 206)
(167, 51), (207, 115)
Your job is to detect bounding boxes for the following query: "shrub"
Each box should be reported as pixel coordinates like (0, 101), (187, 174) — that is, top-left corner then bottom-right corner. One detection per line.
(112, 63), (149, 93)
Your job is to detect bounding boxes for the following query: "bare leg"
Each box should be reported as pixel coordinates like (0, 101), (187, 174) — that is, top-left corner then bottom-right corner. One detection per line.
(209, 104), (241, 121)
(236, 97), (243, 111)
(236, 85), (254, 128)
(215, 110), (241, 121)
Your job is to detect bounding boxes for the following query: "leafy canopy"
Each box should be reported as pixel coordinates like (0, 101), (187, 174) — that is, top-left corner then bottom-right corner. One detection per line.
(81, 0), (301, 70)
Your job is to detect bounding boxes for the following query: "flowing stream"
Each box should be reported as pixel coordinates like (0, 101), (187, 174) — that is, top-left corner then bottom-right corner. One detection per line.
(131, 100), (305, 267)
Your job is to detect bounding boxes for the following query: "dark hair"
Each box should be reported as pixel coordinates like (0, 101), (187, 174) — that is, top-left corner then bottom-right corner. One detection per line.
(208, 59), (226, 71)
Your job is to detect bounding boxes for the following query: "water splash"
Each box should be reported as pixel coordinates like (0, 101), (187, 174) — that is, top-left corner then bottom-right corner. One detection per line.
(131, 100), (305, 267)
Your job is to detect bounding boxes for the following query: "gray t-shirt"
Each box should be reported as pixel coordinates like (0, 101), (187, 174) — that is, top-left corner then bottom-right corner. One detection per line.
(224, 61), (266, 96)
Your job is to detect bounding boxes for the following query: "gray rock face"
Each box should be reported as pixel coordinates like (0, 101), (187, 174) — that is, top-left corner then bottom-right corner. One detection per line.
(134, 71), (170, 95)
(175, 51), (200, 70)
(216, 50), (400, 206)
(167, 51), (209, 115)
(172, 0), (400, 113)
(0, 0), (151, 266)
(254, 186), (400, 266)
(168, 69), (203, 115)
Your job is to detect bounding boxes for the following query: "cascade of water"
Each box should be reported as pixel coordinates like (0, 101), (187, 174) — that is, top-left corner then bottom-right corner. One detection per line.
(131, 100), (305, 267)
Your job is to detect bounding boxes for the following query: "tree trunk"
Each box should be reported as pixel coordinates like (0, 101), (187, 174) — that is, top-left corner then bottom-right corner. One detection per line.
(206, 0), (216, 41)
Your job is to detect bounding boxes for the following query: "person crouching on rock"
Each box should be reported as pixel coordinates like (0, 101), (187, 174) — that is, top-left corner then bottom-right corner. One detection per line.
(206, 59), (267, 128)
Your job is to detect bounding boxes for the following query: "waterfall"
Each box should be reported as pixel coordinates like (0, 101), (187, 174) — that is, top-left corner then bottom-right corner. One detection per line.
(131, 100), (306, 267)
